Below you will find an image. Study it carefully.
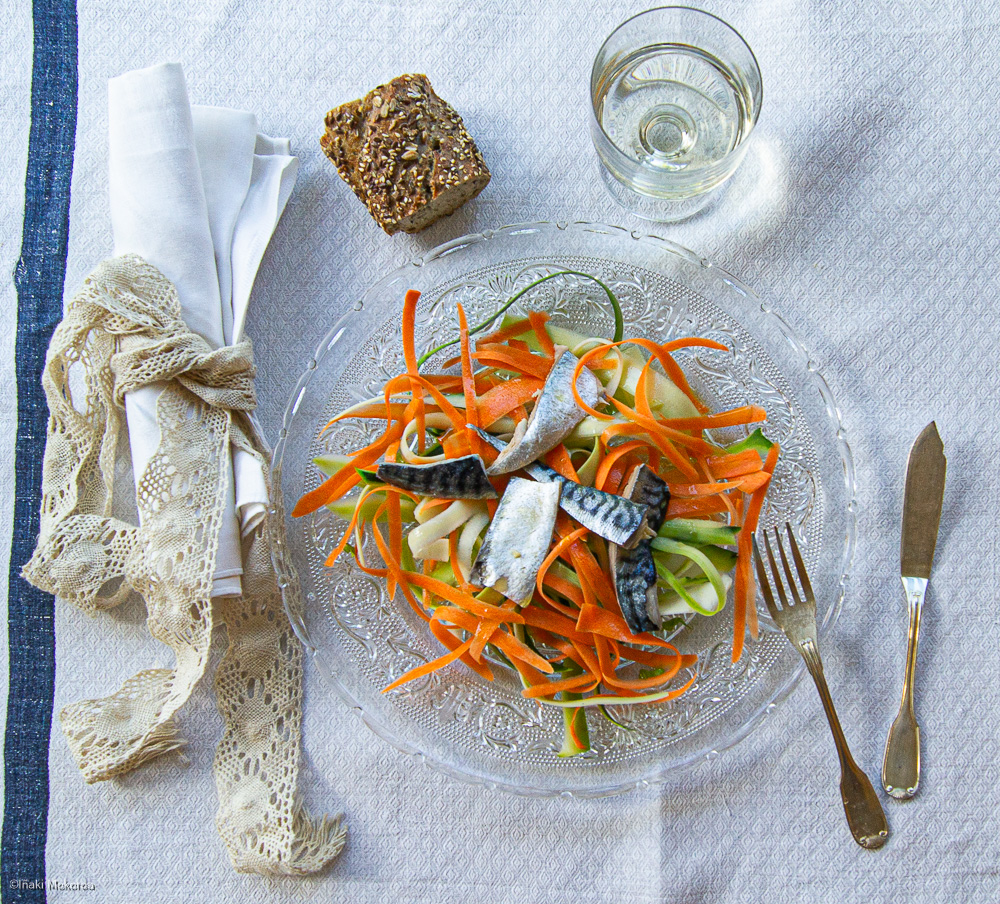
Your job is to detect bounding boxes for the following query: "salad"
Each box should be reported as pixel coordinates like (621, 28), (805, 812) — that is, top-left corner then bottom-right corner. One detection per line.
(293, 274), (778, 756)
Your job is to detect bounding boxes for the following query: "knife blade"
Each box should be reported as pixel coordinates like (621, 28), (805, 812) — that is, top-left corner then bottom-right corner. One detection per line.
(900, 422), (947, 580)
(883, 421), (946, 799)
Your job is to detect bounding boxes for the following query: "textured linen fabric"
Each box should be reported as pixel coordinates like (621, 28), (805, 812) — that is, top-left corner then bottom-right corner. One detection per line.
(3, 0), (1000, 901)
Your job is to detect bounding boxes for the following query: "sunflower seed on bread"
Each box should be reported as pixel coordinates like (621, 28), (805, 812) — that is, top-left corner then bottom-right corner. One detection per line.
(320, 74), (490, 235)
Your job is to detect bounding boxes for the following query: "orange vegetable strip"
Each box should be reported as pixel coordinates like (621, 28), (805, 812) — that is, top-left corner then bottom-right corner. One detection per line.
(575, 603), (676, 649)
(543, 444), (579, 481)
(666, 496), (729, 518)
(705, 449), (764, 478)
(568, 639), (602, 677)
(668, 478), (753, 497)
(457, 304), (478, 429)
(731, 442), (779, 662)
(566, 542), (620, 615)
(663, 406), (768, 431)
(593, 634), (614, 680)
(520, 606), (587, 641)
(324, 401), (412, 427)
(401, 289), (421, 372)
(608, 673), (698, 701)
(602, 670), (681, 692)
(600, 421), (706, 454)
(659, 337), (730, 353)
(441, 431), (473, 458)
(352, 541), (429, 624)
(492, 629), (555, 674)
(404, 373), (467, 429)
(573, 337), (726, 418)
(433, 607), (554, 673)
(475, 317), (532, 346)
(535, 526), (589, 605)
(447, 529), (473, 592)
(593, 440), (646, 491)
(521, 673), (600, 699)
(383, 638), (474, 692)
(386, 491), (402, 600)
(324, 493), (367, 566)
(608, 398), (714, 453)
(400, 289), (427, 451)
(469, 601), (518, 662)
(476, 377), (541, 427)
(293, 423), (402, 516)
(605, 403), (699, 479)
(421, 374), (465, 389)
(399, 572), (525, 623)
(528, 311), (555, 357)
(623, 337), (721, 414)
(473, 346), (553, 380)
(634, 355), (656, 420)
(621, 646), (695, 671)
(369, 497), (426, 611)
(415, 497), (452, 517)
(539, 577), (586, 615)
(737, 471), (772, 493)
(429, 618), (493, 681)
(571, 344), (617, 419)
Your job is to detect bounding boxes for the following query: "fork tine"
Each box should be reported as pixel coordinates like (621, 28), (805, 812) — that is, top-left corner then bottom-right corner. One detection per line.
(774, 526), (802, 605)
(751, 535), (779, 621)
(785, 523), (815, 602)
(762, 531), (788, 608)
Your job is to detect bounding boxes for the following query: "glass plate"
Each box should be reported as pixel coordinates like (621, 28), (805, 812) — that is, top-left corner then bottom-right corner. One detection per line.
(271, 221), (855, 797)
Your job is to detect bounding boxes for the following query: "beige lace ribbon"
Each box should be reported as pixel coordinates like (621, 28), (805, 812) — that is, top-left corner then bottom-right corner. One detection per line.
(22, 254), (345, 875)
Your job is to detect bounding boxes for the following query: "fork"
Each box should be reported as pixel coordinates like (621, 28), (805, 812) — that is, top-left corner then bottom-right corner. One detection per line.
(752, 524), (889, 850)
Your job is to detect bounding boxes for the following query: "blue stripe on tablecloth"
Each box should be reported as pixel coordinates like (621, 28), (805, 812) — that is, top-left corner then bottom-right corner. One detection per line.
(2, 2), (78, 903)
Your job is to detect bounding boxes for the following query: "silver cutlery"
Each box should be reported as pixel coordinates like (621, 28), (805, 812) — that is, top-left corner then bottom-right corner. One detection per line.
(753, 524), (890, 850)
(882, 421), (946, 800)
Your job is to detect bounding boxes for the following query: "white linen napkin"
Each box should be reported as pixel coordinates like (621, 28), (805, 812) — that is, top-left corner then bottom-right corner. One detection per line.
(108, 62), (298, 596)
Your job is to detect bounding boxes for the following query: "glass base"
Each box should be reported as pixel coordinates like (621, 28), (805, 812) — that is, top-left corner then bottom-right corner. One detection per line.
(598, 163), (725, 223)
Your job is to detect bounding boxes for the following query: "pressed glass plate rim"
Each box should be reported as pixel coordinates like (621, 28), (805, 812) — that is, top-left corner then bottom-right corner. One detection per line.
(270, 220), (856, 798)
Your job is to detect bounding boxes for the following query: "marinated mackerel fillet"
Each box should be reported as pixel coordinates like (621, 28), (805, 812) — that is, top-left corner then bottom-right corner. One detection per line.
(471, 426), (649, 548)
(468, 477), (561, 601)
(611, 464), (671, 634)
(375, 455), (497, 499)
(487, 349), (602, 475)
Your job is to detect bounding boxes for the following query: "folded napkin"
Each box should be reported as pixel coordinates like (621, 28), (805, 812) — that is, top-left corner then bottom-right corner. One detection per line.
(108, 62), (298, 596)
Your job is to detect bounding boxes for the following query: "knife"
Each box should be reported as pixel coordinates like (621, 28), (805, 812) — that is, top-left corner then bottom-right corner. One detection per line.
(882, 421), (946, 799)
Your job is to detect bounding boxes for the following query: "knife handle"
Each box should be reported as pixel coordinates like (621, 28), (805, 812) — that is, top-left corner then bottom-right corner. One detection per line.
(882, 576), (926, 799)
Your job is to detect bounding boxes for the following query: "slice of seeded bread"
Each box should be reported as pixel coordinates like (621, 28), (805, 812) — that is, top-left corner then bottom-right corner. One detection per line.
(321, 74), (491, 235)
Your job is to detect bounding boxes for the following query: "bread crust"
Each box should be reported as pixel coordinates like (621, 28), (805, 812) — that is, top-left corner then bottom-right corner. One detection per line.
(321, 74), (491, 235)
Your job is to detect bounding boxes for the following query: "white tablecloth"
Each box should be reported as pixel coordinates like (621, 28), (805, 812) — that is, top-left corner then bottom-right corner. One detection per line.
(2, 0), (998, 900)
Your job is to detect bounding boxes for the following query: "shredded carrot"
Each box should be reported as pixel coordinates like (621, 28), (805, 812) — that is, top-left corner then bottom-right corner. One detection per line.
(457, 304), (478, 428)
(473, 345), (553, 380)
(476, 377), (541, 426)
(543, 444), (579, 481)
(521, 673), (600, 699)
(383, 639), (474, 692)
(528, 311), (555, 357)
(536, 527), (589, 605)
(575, 604), (676, 649)
(401, 289), (427, 453)
(293, 424), (402, 517)
(476, 317), (532, 346)
(731, 442), (779, 662)
(429, 618), (493, 681)
(705, 448), (765, 478)
(306, 295), (784, 723)
(594, 440), (646, 491)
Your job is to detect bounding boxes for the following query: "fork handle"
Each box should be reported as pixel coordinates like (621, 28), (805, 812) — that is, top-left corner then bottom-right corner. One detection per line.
(882, 576), (925, 799)
(800, 642), (890, 850)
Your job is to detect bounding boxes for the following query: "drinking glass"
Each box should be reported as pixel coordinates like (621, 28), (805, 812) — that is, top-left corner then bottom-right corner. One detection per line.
(590, 7), (763, 221)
